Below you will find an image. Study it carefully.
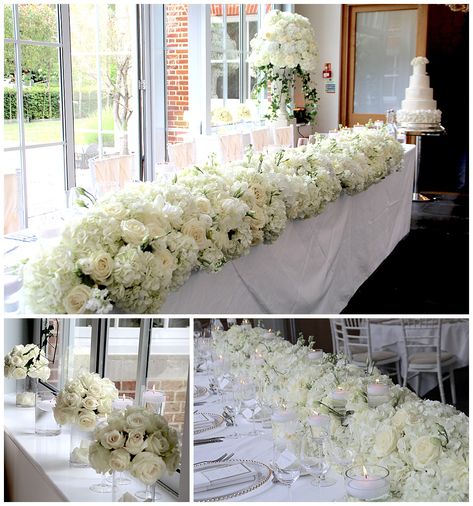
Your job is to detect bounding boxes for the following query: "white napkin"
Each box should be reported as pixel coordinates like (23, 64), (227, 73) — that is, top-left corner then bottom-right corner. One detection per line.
(194, 413), (214, 430)
(194, 463), (258, 493)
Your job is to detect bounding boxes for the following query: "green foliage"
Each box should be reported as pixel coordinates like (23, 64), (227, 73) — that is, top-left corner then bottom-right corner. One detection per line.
(4, 85), (61, 120)
(251, 63), (319, 123)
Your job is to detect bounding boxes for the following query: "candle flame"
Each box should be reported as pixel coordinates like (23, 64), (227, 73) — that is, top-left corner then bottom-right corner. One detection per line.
(268, 329), (272, 332)
(362, 465), (368, 478)
(122, 394), (125, 400)
(152, 384), (156, 392)
(375, 379), (380, 384)
(337, 386), (343, 392)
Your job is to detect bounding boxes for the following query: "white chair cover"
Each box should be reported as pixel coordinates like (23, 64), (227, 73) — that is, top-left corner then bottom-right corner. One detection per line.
(250, 127), (272, 152)
(168, 141), (196, 169)
(218, 132), (244, 163)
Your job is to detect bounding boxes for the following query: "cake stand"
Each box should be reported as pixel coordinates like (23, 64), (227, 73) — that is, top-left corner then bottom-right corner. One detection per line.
(397, 125), (446, 202)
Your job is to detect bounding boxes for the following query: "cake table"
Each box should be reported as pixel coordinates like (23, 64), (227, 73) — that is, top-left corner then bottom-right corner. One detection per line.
(398, 125), (446, 202)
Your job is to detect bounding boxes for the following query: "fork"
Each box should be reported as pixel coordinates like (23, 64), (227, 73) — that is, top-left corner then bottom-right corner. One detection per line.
(194, 452), (235, 466)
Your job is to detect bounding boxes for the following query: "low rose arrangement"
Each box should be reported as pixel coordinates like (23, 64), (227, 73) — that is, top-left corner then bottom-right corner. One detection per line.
(89, 406), (181, 485)
(53, 371), (118, 430)
(21, 129), (404, 314)
(4, 344), (50, 381)
(213, 325), (469, 501)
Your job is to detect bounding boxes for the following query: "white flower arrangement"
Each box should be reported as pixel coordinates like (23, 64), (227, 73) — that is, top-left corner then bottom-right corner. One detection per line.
(53, 371), (118, 430)
(22, 129), (404, 314)
(211, 107), (233, 125)
(212, 325), (469, 502)
(249, 10), (319, 122)
(235, 104), (252, 122)
(89, 406), (181, 485)
(4, 344), (50, 381)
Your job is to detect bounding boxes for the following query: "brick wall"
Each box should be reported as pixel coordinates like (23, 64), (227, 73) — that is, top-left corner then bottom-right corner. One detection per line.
(165, 4), (189, 145)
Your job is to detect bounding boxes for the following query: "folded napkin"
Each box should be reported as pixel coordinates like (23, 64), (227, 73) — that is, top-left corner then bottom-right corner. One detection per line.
(194, 413), (215, 430)
(194, 463), (258, 493)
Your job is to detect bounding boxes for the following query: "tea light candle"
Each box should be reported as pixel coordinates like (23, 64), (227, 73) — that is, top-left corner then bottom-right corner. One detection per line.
(264, 328), (275, 339)
(374, 120), (384, 130)
(308, 412), (330, 431)
(328, 129), (339, 138)
(367, 379), (389, 396)
(113, 394), (133, 410)
(352, 123), (364, 132)
(346, 465), (390, 500)
(241, 319), (252, 330)
(331, 387), (348, 407)
(142, 385), (166, 415)
(308, 349), (323, 361)
(253, 353), (265, 366)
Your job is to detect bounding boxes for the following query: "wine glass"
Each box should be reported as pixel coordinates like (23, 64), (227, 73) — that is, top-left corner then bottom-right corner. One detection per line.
(272, 436), (302, 501)
(301, 435), (335, 487)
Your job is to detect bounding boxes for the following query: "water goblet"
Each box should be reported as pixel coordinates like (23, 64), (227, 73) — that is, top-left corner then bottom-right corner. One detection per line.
(301, 435), (335, 487)
(272, 437), (302, 501)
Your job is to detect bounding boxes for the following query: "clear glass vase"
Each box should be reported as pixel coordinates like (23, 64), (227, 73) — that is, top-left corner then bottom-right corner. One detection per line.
(69, 423), (94, 467)
(16, 376), (37, 407)
(35, 389), (61, 436)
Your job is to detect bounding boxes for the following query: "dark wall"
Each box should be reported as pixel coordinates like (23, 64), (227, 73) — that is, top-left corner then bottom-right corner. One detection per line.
(419, 5), (469, 193)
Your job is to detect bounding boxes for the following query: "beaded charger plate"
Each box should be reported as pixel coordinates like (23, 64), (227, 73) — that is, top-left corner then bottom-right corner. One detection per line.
(194, 412), (225, 435)
(194, 459), (273, 502)
(194, 385), (209, 401)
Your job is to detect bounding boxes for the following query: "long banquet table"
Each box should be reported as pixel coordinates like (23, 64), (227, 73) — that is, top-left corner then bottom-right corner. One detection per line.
(161, 144), (415, 313)
(193, 372), (346, 502)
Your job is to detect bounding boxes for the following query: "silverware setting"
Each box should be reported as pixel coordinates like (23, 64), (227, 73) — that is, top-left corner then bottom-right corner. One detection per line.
(194, 452), (235, 465)
(194, 436), (225, 445)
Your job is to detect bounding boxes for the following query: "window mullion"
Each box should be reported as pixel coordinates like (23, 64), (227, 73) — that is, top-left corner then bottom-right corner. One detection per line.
(135, 319), (152, 405)
(12, 4), (28, 229)
(222, 6), (228, 104)
(239, 5), (246, 102)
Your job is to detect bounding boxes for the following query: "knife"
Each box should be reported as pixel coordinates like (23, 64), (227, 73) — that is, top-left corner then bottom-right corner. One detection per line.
(194, 437), (224, 445)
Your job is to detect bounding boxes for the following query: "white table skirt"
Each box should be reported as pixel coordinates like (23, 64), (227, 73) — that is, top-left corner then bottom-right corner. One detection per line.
(193, 374), (346, 502)
(370, 319), (469, 395)
(162, 145), (416, 313)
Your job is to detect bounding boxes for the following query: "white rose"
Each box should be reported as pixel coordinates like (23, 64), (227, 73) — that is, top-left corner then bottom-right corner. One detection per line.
(101, 429), (126, 450)
(121, 219), (148, 246)
(11, 367), (27, 379)
(181, 219), (208, 249)
(82, 396), (100, 411)
(125, 411), (147, 431)
(411, 436), (441, 469)
(146, 433), (170, 455)
(89, 441), (111, 473)
(195, 196), (212, 214)
(10, 355), (24, 367)
(130, 452), (166, 485)
(110, 448), (131, 472)
(88, 383), (104, 399)
(125, 430), (147, 455)
(77, 410), (97, 431)
(374, 427), (398, 457)
(28, 364), (50, 381)
(164, 446), (181, 473)
(64, 284), (92, 314)
(90, 252), (114, 283)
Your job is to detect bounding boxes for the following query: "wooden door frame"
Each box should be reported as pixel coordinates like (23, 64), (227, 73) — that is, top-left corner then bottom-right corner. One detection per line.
(340, 4), (428, 126)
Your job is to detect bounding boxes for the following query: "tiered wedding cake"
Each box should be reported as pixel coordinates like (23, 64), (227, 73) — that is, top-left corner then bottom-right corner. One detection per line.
(397, 56), (442, 129)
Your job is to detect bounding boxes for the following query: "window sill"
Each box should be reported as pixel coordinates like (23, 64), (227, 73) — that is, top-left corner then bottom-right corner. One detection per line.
(4, 394), (177, 502)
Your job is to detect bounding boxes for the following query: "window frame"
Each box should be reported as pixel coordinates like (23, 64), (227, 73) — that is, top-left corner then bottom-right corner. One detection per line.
(32, 317), (190, 497)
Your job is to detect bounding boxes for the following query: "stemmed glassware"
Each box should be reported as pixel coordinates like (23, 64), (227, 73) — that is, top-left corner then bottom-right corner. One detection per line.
(272, 436), (302, 501)
(300, 434), (335, 487)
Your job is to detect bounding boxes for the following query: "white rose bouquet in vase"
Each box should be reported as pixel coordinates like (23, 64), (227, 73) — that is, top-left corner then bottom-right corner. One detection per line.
(53, 371), (118, 467)
(249, 10), (319, 125)
(4, 344), (51, 407)
(89, 406), (181, 502)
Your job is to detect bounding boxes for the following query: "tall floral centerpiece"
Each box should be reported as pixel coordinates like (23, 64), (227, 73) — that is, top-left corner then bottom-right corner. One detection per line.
(249, 10), (319, 125)
(4, 344), (51, 407)
(53, 371), (118, 466)
(89, 406), (181, 501)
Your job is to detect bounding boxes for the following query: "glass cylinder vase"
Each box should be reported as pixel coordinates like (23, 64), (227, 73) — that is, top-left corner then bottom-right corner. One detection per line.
(35, 390), (61, 436)
(69, 423), (95, 467)
(16, 376), (37, 407)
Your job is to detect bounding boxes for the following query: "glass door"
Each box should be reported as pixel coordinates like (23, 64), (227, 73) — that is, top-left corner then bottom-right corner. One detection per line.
(340, 4), (428, 126)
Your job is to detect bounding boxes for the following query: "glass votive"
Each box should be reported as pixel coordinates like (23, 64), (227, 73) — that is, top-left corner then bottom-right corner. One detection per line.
(142, 385), (166, 415)
(35, 390), (61, 436)
(345, 464), (390, 501)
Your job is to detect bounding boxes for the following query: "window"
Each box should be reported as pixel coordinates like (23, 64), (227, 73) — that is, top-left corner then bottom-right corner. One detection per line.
(3, 4), (73, 231)
(210, 4), (273, 124)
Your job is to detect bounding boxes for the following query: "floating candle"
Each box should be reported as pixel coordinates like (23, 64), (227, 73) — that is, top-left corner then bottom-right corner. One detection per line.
(113, 394), (133, 410)
(308, 349), (323, 361)
(367, 379), (389, 396)
(345, 464), (390, 500)
(142, 385), (166, 415)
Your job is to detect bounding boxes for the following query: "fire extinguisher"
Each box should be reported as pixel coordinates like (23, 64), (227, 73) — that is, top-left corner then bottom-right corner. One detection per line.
(323, 63), (332, 79)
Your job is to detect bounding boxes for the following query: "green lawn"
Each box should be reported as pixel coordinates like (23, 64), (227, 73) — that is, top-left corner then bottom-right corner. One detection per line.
(3, 115), (114, 147)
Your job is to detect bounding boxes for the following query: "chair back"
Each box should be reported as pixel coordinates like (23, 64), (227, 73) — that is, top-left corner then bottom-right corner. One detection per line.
(330, 319), (345, 355)
(168, 141), (196, 170)
(341, 318), (371, 362)
(250, 127), (272, 152)
(218, 132), (244, 163)
(92, 154), (133, 197)
(273, 125), (294, 148)
(4, 173), (21, 234)
(400, 319), (442, 359)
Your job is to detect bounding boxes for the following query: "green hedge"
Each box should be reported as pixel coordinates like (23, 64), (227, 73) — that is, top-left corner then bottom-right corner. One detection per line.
(4, 85), (110, 121)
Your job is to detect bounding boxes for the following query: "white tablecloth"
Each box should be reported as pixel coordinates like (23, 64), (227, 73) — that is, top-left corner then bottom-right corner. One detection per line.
(193, 373), (346, 502)
(370, 319), (469, 395)
(162, 145), (416, 313)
